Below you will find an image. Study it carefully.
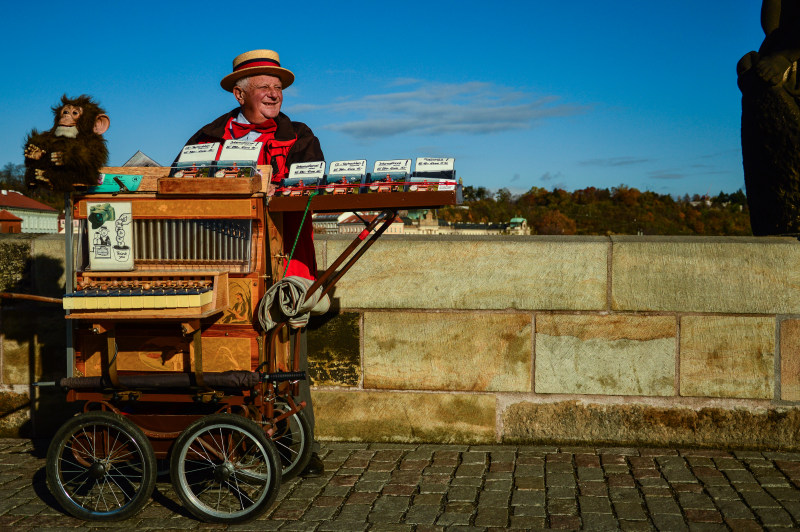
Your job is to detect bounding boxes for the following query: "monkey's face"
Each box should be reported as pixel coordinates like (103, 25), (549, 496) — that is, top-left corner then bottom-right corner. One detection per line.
(59, 105), (83, 127)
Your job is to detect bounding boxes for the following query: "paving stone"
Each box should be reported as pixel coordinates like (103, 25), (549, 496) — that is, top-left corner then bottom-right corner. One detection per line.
(614, 500), (649, 521)
(651, 513), (690, 531)
(619, 519), (654, 532)
(404, 504), (441, 525)
(548, 485), (578, 499)
(547, 473), (577, 487)
(677, 492), (716, 510)
(722, 518), (763, 532)
(684, 508), (724, 523)
(705, 485), (740, 500)
(578, 467), (606, 481)
(715, 499), (755, 520)
(446, 486), (478, 502)
(435, 509), (472, 526)
(483, 478), (513, 491)
(738, 489), (780, 508)
(582, 513), (621, 530)
(547, 497), (578, 515)
(9, 440), (800, 530)
(548, 514), (582, 529)
(450, 476), (482, 487)
(509, 514), (547, 529)
(474, 508), (508, 527)
(579, 495), (613, 514)
(646, 496), (683, 515)
(511, 489), (545, 506)
(477, 489), (509, 508)
(512, 503), (546, 517)
(753, 506), (794, 526)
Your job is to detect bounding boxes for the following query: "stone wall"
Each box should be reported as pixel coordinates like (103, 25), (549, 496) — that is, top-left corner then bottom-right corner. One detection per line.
(2, 233), (800, 450)
(308, 235), (800, 450)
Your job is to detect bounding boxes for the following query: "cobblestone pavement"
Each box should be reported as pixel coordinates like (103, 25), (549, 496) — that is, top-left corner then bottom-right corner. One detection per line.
(3, 438), (800, 531)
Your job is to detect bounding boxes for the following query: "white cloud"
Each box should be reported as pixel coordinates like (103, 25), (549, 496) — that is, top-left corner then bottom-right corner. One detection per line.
(579, 156), (651, 167)
(301, 80), (587, 140)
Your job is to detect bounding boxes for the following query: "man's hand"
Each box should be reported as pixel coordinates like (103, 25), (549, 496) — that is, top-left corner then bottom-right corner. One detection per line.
(51, 151), (64, 166)
(267, 183), (277, 197)
(24, 144), (44, 160)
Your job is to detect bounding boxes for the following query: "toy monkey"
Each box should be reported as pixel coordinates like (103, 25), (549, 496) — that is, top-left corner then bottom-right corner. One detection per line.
(23, 95), (110, 192)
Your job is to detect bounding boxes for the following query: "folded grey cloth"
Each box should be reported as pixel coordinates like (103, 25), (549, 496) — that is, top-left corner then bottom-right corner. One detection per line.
(257, 276), (330, 331)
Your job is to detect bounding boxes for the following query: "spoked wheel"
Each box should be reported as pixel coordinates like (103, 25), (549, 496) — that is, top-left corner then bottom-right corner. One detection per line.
(270, 400), (311, 480)
(46, 411), (156, 521)
(170, 413), (281, 523)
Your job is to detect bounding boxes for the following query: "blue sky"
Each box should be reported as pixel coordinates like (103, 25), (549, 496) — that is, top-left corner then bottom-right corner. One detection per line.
(2, 1), (763, 196)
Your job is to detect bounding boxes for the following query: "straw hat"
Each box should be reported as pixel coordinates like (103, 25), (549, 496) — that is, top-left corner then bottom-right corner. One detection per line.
(220, 49), (295, 92)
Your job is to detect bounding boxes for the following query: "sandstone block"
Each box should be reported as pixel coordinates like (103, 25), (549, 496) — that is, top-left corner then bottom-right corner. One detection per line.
(0, 236), (31, 292)
(535, 315), (676, 396)
(780, 319), (800, 401)
(502, 400), (800, 450)
(308, 311), (361, 387)
(0, 389), (30, 437)
(612, 236), (800, 314)
(1, 335), (30, 384)
(313, 390), (496, 443)
(323, 236), (608, 311)
(31, 234), (68, 297)
(680, 316), (774, 399)
(363, 311), (532, 392)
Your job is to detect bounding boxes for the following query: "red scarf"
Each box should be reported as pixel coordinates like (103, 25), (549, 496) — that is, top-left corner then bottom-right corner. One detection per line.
(223, 117), (297, 180)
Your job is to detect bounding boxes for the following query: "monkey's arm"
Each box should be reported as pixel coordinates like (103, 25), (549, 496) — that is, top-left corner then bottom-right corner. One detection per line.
(23, 130), (52, 161)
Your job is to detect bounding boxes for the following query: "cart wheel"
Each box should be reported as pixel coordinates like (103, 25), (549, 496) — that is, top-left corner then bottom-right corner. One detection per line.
(170, 413), (281, 523)
(45, 411), (156, 521)
(270, 400), (312, 480)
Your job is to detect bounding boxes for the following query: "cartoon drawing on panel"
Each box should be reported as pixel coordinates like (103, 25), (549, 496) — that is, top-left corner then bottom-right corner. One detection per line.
(113, 213), (132, 262)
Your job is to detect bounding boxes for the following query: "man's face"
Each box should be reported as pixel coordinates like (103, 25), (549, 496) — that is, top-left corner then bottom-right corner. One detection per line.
(234, 74), (283, 122)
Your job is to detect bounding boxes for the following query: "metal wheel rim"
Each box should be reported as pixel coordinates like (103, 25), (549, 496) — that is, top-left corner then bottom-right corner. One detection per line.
(175, 423), (274, 519)
(271, 406), (307, 474)
(53, 421), (149, 517)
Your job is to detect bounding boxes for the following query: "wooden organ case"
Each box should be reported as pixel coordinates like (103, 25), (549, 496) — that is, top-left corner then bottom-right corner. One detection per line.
(64, 165), (461, 402)
(66, 167), (278, 393)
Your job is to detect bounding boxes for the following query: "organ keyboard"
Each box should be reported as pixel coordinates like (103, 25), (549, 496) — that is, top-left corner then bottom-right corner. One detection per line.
(64, 272), (228, 319)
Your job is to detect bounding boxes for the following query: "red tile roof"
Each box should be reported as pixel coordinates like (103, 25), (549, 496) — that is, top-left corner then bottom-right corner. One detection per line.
(0, 209), (23, 222)
(0, 190), (57, 211)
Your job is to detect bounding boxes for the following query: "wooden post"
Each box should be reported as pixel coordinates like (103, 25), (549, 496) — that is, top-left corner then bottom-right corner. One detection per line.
(266, 197), (290, 371)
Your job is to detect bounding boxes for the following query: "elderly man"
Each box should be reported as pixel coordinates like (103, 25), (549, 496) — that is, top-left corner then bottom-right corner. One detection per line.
(179, 49), (325, 477)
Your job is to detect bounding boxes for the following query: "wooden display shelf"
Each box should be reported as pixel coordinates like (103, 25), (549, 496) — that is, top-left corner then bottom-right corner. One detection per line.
(96, 166), (272, 195)
(268, 189), (461, 213)
(157, 176), (262, 196)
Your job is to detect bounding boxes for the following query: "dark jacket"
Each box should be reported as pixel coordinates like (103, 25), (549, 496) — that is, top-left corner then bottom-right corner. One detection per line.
(175, 109), (324, 177)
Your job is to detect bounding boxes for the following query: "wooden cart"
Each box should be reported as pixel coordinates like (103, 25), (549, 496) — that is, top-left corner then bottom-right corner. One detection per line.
(47, 166), (459, 523)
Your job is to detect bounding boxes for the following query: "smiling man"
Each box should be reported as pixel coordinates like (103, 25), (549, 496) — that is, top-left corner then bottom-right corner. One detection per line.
(179, 49), (323, 280)
(178, 49), (325, 477)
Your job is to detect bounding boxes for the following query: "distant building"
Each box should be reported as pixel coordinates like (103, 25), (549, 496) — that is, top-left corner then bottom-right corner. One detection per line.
(0, 209), (22, 233)
(312, 212), (352, 234)
(314, 208), (530, 236)
(0, 190), (58, 233)
(508, 217), (529, 235)
(123, 151), (161, 167)
(339, 213), (405, 234)
(404, 209), (530, 235)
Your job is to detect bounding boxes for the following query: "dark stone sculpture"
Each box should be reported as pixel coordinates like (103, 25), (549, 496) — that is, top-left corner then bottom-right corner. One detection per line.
(738, 0), (800, 235)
